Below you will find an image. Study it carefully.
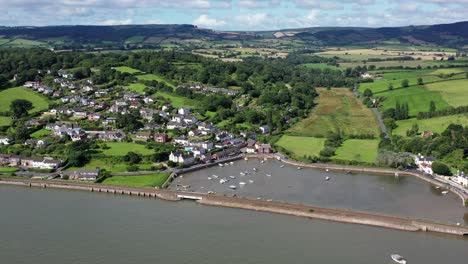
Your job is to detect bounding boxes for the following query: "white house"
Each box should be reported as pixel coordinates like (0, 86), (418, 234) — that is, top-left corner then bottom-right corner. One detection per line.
(0, 136), (12, 145)
(169, 152), (194, 165)
(259, 126), (270, 134)
(414, 154), (435, 175)
(178, 108), (191, 115)
(453, 171), (468, 187)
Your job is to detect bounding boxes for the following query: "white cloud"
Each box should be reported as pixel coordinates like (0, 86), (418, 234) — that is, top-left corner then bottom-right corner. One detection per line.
(193, 14), (226, 27)
(100, 18), (133, 25)
(233, 13), (269, 27)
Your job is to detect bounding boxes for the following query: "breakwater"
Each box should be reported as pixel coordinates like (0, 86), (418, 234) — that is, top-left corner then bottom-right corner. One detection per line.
(1, 177), (467, 237)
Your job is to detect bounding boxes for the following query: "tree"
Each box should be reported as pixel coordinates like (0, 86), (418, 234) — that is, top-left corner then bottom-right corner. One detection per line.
(123, 151), (142, 165)
(363, 88), (373, 97)
(67, 151), (90, 167)
(388, 83), (394, 90)
(432, 162), (452, 176)
(429, 100), (436, 113)
(417, 77), (423, 85)
(401, 79), (409, 88)
(10, 99), (33, 119)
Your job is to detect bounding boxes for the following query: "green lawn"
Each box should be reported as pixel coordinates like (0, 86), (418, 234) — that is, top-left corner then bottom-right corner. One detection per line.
(154, 91), (198, 108)
(0, 116), (11, 127)
(287, 88), (380, 137)
(377, 86), (450, 116)
(101, 142), (155, 156)
(0, 167), (19, 173)
(393, 114), (468, 136)
(114, 66), (142, 74)
(102, 173), (171, 188)
(302, 63), (340, 70)
(65, 158), (156, 173)
(125, 83), (147, 94)
(333, 139), (379, 163)
(30, 129), (52, 139)
(0, 87), (50, 113)
(136, 74), (175, 88)
(425, 79), (468, 107)
(275, 135), (325, 158)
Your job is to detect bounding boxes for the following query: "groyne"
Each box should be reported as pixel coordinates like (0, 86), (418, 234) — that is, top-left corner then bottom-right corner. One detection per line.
(1, 178), (467, 237)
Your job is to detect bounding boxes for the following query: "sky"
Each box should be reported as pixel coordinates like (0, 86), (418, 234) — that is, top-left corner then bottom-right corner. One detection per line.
(1, 0), (467, 30)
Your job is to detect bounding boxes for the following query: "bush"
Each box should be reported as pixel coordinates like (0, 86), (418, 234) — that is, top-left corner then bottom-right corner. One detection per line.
(320, 147), (336, 157)
(432, 161), (452, 176)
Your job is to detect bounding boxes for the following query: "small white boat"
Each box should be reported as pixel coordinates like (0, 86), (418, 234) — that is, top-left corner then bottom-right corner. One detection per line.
(252, 168), (257, 171)
(230, 161), (234, 165)
(248, 180), (254, 183)
(225, 163), (229, 166)
(182, 185), (190, 189)
(280, 165), (285, 168)
(220, 179), (228, 184)
(229, 185), (237, 189)
(207, 191), (214, 194)
(208, 177), (212, 180)
(218, 163), (224, 167)
(325, 176), (330, 181)
(391, 254), (407, 264)
(244, 157), (248, 161)
(229, 176), (236, 179)
(297, 167), (302, 170)
(260, 160), (265, 163)
(435, 186), (440, 189)
(441, 190), (449, 195)
(239, 182), (246, 185)
(266, 174), (271, 177)
(212, 175), (219, 179)
(326, 169), (329, 172)
(200, 186), (205, 189)
(240, 172), (246, 176)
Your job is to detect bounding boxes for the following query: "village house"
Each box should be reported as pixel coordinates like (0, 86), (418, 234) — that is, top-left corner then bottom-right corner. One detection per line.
(256, 143), (272, 154)
(169, 152), (194, 165)
(72, 108), (88, 118)
(136, 131), (152, 140)
(99, 130), (126, 142)
(422, 131), (434, 138)
(414, 154), (435, 175)
(259, 126), (270, 134)
(64, 169), (100, 181)
(166, 122), (186, 130)
(102, 117), (117, 126)
(178, 108), (191, 115)
(189, 140), (214, 151)
(0, 154), (22, 166)
(25, 119), (47, 128)
(24, 139), (50, 148)
(154, 133), (169, 143)
(360, 72), (374, 79)
(88, 113), (103, 121)
(143, 97), (154, 104)
(71, 133), (88, 142)
(0, 136), (13, 145)
(20, 156), (62, 170)
(212, 147), (240, 160)
(174, 136), (189, 146)
(453, 171), (468, 187)
(245, 139), (257, 153)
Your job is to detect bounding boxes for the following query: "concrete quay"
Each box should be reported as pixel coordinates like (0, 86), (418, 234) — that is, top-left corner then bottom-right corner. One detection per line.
(1, 177), (468, 237)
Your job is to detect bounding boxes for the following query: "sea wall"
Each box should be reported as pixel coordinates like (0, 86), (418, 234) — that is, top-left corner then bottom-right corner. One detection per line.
(1, 178), (467, 237)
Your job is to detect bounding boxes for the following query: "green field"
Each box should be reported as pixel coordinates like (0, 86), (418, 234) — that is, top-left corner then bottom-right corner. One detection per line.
(30, 129), (52, 139)
(125, 83), (147, 94)
(0, 167), (19, 173)
(275, 135), (325, 158)
(425, 79), (468, 107)
(287, 88), (380, 137)
(377, 86), (450, 116)
(101, 142), (155, 156)
(154, 91), (198, 108)
(0, 87), (50, 113)
(393, 114), (468, 136)
(136, 74), (175, 88)
(3, 38), (48, 47)
(0, 116), (11, 127)
(114, 66), (142, 74)
(66, 158), (156, 173)
(359, 72), (447, 94)
(102, 173), (170, 188)
(333, 139), (379, 163)
(302, 63), (340, 70)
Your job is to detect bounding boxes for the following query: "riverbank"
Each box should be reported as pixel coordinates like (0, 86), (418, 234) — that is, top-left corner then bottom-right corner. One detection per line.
(1, 177), (467, 237)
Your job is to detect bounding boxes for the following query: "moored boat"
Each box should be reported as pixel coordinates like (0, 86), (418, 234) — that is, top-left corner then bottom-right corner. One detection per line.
(391, 254), (407, 264)
(229, 185), (237, 189)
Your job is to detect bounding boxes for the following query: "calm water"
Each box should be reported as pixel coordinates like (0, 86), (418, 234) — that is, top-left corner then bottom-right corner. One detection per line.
(0, 185), (467, 264)
(173, 160), (468, 225)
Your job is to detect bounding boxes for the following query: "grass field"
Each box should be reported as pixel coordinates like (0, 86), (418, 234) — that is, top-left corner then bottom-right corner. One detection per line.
(302, 63), (340, 70)
(102, 173), (170, 188)
(377, 86), (450, 116)
(154, 91), (198, 108)
(0, 116), (11, 127)
(125, 83), (147, 94)
(114, 66), (141, 74)
(0, 167), (19, 173)
(393, 114), (468, 136)
(101, 142), (155, 156)
(3, 38), (48, 47)
(66, 158), (156, 173)
(425, 79), (468, 107)
(30, 129), (52, 139)
(287, 88), (380, 137)
(136, 74), (175, 88)
(275, 135), (325, 158)
(333, 139), (379, 163)
(0, 87), (50, 113)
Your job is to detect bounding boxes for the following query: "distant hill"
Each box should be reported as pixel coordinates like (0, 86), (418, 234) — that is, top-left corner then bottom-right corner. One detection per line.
(0, 21), (467, 49)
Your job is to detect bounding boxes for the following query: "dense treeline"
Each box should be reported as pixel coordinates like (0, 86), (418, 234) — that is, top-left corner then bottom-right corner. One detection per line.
(417, 105), (468, 119)
(380, 124), (468, 173)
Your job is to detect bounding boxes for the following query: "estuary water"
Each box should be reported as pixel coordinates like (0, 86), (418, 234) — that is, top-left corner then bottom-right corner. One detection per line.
(0, 185), (467, 264)
(172, 159), (468, 225)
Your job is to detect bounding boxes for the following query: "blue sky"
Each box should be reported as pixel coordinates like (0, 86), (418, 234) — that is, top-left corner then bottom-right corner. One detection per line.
(1, 0), (467, 30)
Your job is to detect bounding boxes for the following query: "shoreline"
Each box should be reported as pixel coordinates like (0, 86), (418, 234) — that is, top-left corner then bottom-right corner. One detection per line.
(1, 177), (468, 237)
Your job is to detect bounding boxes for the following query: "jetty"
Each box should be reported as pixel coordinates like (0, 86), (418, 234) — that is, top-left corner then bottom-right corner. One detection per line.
(1, 177), (467, 237)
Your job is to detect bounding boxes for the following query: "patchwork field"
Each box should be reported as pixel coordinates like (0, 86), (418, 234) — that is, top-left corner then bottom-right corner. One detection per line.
(333, 139), (380, 163)
(66, 158), (156, 173)
(136, 74), (175, 88)
(30, 129), (52, 139)
(425, 79), (468, 107)
(102, 173), (171, 188)
(154, 91), (198, 108)
(302, 63), (340, 70)
(125, 83), (147, 94)
(0, 116), (11, 127)
(114, 66), (142, 74)
(393, 114), (468, 136)
(0, 87), (50, 113)
(275, 135), (325, 158)
(287, 88), (380, 137)
(377, 86), (450, 116)
(101, 142), (155, 156)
